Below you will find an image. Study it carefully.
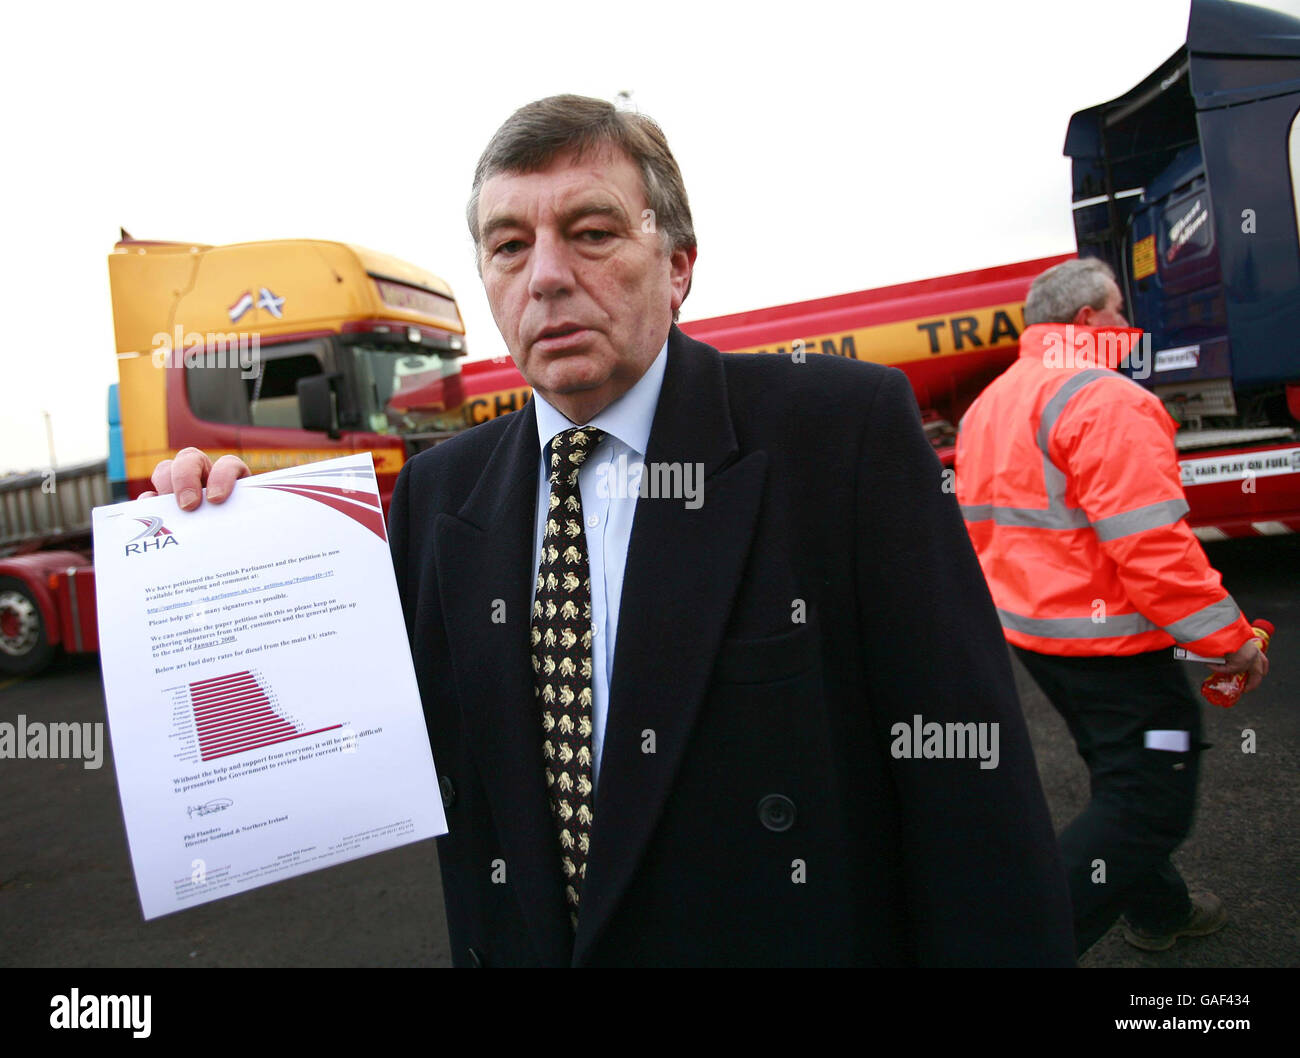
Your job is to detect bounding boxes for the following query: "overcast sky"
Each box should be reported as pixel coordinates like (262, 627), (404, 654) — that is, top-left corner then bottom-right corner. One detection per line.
(4, 0), (1297, 473)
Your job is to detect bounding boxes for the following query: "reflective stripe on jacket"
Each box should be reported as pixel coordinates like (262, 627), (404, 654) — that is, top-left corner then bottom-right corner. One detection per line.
(955, 323), (1253, 658)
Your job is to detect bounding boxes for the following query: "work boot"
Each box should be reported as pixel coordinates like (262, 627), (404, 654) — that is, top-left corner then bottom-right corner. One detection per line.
(1122, 891), (1227, 951)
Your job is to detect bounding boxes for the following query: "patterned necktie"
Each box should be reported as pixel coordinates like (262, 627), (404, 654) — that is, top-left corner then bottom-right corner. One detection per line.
(532, 425), (604, 930)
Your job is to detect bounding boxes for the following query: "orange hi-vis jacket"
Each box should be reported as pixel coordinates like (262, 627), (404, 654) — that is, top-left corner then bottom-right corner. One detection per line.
(955, 322), (1254, 658)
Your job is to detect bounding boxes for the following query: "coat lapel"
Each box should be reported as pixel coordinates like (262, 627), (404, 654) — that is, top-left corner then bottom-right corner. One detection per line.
(432, 400), (574, 965)
(573, 327), (768, 964)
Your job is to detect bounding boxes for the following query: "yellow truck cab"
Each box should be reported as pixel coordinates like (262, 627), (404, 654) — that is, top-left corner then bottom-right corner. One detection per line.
(109, 234), (468, 506)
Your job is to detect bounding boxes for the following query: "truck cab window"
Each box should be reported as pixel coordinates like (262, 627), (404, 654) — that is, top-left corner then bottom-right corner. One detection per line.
(185, 340), (329, 429)
(185, 352), (251, 425)
(245, 352), (326, 428)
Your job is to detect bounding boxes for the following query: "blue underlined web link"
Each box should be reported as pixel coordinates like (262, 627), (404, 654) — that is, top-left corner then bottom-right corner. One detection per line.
(144, 571), (335, 615)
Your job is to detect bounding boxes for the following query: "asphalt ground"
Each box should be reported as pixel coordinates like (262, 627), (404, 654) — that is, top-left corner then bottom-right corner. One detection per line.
(0, 535), (1295, 969)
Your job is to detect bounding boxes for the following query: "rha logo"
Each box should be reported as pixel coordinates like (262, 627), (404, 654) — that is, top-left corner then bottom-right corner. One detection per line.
(49, 989), (151, 1038)
(125, 516), (179, 557)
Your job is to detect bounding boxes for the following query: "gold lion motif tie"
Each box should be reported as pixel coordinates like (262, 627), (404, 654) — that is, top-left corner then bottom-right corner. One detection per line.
(532, 425), (604, 930)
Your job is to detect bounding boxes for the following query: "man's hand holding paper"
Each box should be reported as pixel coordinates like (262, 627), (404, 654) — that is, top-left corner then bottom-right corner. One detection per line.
(94, 453), (445, 920)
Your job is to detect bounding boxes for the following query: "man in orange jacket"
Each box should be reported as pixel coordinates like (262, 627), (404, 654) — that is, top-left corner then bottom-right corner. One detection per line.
(956, 257), (1268, 955)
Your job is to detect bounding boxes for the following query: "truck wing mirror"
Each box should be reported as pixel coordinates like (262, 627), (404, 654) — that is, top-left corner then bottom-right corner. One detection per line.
(297, 373), (340, 438)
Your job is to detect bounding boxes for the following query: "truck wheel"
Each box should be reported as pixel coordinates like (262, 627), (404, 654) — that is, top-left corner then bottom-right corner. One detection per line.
(0, 576), (55, 676)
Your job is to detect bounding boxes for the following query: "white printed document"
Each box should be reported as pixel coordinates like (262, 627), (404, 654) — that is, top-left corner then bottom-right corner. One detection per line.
(92, 454), (446, 920)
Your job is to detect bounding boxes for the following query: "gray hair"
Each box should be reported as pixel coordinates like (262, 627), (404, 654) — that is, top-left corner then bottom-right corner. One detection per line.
(1023, 258), (1116, 325)
(466, 95), (696, 288)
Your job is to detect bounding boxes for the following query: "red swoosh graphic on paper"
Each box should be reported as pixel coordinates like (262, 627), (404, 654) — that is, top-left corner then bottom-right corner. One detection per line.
(260, 483), (381, 508)
(251, 483), (386, 541)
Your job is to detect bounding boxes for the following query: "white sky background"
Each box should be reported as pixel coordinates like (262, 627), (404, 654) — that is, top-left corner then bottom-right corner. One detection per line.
(3, 0), (1296, 473)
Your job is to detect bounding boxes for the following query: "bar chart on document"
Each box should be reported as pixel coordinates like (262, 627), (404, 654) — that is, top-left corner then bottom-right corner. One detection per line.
(165, 669), (344, 764)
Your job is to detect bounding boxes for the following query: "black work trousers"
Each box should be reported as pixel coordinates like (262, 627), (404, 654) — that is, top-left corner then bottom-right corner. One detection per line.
(1012, 645), (1202, 955)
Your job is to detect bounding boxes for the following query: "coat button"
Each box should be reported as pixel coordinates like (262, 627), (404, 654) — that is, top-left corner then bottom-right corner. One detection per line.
(439, 775), (456, 809)
(757, 794), (796, 832)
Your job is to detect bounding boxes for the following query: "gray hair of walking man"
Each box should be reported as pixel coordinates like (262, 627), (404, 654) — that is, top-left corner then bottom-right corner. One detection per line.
(1024, 257), (1118, 325)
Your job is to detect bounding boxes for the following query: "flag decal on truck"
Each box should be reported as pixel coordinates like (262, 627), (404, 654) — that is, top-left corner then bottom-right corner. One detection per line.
(228, 292), (254, 322)
(227, 288), (285, 322)
(256, 287), (285, 318)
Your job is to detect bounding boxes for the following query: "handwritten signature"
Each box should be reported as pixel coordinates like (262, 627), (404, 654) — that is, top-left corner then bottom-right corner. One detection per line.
(187, 798), (233, 819)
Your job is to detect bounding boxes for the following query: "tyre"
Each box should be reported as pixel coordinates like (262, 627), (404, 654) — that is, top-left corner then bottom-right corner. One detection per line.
(0, 575), (56, 677)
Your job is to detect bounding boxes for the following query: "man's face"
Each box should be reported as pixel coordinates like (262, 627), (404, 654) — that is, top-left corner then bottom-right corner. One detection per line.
(476, 146), (695, 424)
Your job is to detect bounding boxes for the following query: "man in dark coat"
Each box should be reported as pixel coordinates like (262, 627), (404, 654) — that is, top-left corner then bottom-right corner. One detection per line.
(151, 94), (1074, 966)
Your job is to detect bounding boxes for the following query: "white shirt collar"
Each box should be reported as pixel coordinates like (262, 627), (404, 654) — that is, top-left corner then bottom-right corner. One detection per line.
(532, 339), (668, 460)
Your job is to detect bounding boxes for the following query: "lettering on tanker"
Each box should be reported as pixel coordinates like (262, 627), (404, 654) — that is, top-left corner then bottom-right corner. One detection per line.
(916, 310), (1022, 355)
